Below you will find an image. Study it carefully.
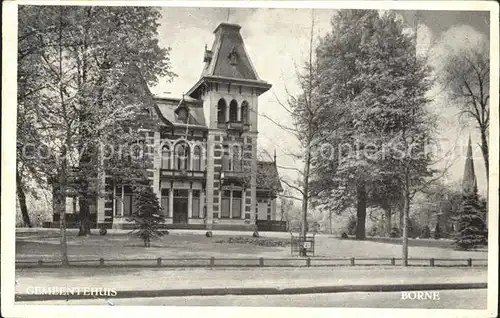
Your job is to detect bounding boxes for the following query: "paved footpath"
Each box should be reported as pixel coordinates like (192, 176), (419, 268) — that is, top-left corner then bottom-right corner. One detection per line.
(15, 266), (487, 294)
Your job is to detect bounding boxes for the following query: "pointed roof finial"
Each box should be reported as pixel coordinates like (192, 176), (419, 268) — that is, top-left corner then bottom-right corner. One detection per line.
(462, 134), (477, 194)
(273, 149), (277, 165)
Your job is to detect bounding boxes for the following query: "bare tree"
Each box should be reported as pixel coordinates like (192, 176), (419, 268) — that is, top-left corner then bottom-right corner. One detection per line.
(440, 44), (489, 183)
(258, 10), (330, 255)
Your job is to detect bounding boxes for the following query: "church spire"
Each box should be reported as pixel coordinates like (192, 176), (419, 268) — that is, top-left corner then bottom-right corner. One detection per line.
(462, 135), (478, 194)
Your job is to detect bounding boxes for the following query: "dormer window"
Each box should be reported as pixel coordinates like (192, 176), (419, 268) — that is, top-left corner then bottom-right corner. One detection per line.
(177, 108), (188, 123)
(204, 44), (213, 63)
(228, 46), (238, 66)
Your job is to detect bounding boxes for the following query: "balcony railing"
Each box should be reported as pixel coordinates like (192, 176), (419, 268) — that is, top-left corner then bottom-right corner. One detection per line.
(220, 170), (245, 184)
(217, 120), (250, 131)
(160, 169), (206, 180)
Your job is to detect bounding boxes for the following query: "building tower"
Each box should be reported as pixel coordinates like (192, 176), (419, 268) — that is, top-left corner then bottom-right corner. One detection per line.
(186, 23), (271, 230)
(462, 135), (478, 195)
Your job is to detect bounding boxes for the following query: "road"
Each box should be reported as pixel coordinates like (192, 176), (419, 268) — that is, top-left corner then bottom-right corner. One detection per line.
(15, 266), (487, 293)
(17, 289), (487, 309)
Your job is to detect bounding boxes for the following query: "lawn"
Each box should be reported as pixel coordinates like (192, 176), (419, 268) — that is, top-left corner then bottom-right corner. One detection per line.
(15, 228), (488, 263)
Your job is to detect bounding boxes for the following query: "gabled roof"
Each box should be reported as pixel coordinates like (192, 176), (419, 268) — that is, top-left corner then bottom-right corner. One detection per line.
(154, 96), (206, 127)
(257, 161), (283, 192)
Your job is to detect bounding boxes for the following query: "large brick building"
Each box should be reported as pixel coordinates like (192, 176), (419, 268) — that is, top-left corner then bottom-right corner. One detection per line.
(93, 22), (282, 230)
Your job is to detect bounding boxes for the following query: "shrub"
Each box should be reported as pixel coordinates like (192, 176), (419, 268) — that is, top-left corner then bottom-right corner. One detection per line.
(346, 216), (357, 236)
(421, 226), (431, 238)
(434, 223), (441, 240)
(205, 231), (213, 237)
(407, 218), (421, 238)
(368, 225), (380, 237)
(389, 227), (400, 238)
(253, 231), (259, 238)
(341, 232), (349, 239)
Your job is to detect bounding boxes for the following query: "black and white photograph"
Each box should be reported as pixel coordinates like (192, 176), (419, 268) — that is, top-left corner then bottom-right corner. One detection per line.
(1, 1), (498, 317)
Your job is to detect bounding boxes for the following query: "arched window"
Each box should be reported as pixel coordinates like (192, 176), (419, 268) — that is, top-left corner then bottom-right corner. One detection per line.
(192, 145), (202, 171)
(174, 142), (190, 170)
(161, 144), (171, 169)
(229, 100), (238, 122)
(217, 99), (227, 124)
(241, 101), (249, 124)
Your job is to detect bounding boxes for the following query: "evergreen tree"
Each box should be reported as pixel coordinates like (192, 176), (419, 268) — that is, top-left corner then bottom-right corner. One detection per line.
(127, 184), (165, 247)
(454, 192), (487, 250)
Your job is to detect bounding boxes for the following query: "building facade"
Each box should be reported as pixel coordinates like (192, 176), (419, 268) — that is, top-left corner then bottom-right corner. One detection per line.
(94, 22), (282, 230)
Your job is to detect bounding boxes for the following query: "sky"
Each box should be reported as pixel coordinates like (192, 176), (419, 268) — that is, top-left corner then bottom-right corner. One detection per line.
(150, 7), (491, 196)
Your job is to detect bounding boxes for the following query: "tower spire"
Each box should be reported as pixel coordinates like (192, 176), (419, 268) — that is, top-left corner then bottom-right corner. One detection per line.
(273, 149), (277, 165)
(462, 135), (478, 194)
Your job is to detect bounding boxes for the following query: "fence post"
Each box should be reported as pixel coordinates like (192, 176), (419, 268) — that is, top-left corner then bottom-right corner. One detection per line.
(259, 257), (264, 267)
(306, 257), (311, 267)
(210, 257), (215, 267)
(430, 258), (435, 267)
(391, 258), (395, 266)
(99, 258), (104, 266)
(38, 260), (43, 266)
(157, 258), (162, 266)
(350, 257), (355, 266)
(468, 258), (472, 267)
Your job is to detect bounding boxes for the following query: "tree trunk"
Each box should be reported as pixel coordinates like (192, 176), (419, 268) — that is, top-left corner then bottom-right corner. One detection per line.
(78, 185), (91, 236)
(402, 166), (411, 267)
(300, 148), (311, 256)
(399, 205), (404, 230)
(57, 7), (69, 266)
(54, 176), (69, 266)
(77, 111), (93, 236)
(329, 211), (333, 234)
(480, 126), (489, 228)
(16, 171), (32, 228)
(355, 182), (366, 240)
(480, 126), (489, 183)
(384, 205), (392, 237)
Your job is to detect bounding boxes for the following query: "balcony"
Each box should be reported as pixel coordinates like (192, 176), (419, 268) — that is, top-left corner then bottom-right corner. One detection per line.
(217, 121), (250, 131)
(160, 169), (206, 180)
(220, 170), (245, 185)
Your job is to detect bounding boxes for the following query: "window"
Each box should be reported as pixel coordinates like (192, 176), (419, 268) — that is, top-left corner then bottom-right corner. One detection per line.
(217, 99), (226, 123)
(221, 190), (230, 218)
(123, 194), (137, 216)
(241, 101), (249, 124)
(193, 146), (201, 171)
(177, 108), (188, 123)
(232, 146), (241, 171)
(161, 145), (171, 169)
(174, 142), (190, 170)
(192, 190), (201, 218)
(174, 189), (189, 198)
(228, 46), (238, 65)
(222, 146), (231, 171)
(115, 197), (121, 216)
(161, 189), (169, 216)
(229, 100), (238, 121)
(232, 191), (242, 218)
